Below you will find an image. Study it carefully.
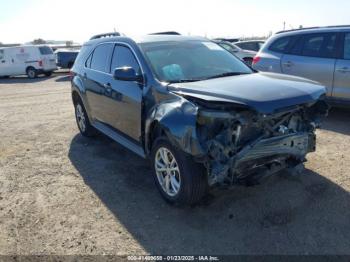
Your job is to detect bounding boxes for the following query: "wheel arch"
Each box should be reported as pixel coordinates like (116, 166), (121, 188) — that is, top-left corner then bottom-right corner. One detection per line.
(71, 76), (92, 121)
(144, 98), (204, 158)
(25, 66), (36, 73)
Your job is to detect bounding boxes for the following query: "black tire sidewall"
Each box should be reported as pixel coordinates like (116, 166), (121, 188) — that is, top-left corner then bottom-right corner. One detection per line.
(151, 137), (207, 205)
(27, 68), (37, 79)
(74, 99), (94, 137)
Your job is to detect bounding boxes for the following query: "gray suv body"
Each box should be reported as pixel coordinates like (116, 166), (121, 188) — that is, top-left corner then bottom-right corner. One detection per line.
(252, 26), (350, 107)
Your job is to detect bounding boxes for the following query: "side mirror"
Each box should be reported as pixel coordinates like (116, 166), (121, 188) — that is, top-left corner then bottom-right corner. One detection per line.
(113, 67), (143, 82)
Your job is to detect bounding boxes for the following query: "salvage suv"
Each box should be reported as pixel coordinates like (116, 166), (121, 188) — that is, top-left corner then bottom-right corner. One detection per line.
(71, 34), (328, 205)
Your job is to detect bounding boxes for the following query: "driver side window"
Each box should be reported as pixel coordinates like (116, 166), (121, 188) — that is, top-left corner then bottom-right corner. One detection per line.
(110, 45), (141, 74)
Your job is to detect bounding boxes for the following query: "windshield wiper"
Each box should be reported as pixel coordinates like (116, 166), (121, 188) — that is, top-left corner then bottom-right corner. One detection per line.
(205, 72), (250, 80)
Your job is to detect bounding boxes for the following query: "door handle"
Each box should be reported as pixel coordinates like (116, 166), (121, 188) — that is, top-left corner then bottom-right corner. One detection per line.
(336, 67), (350, 73)
(283, 61), (294, 67)
(1, 60), (5, 63)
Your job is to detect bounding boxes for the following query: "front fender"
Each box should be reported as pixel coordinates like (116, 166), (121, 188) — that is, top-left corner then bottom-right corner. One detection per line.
(145, 97), (204, 157)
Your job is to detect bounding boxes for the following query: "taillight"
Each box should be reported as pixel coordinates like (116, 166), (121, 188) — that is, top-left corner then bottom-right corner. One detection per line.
(252, 56), (261, 65)
(38, 60), (43, 67)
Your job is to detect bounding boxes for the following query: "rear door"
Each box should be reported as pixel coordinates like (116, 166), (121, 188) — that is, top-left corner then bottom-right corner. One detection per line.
(38, 46), (57, 70)
(84, 43), (114, 123)
(332, 32), (350, 100)
(281, 33), (338, 96)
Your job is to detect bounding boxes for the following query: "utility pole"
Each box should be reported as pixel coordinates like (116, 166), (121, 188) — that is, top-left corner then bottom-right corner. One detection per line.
(283, 21), (286, 31)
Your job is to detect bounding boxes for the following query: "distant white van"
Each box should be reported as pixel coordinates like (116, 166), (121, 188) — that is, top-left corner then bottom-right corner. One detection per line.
(0, 45), (57, 78)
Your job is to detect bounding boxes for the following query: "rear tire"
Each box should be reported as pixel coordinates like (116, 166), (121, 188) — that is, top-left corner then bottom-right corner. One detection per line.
(74, 98), (96, 137)
(151, 137), (208, 205)
(26, 67), (37, 79)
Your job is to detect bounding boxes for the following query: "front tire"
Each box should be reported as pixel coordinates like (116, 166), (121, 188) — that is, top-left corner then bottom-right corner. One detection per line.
(74, 99), (96, 137)
(151, 137), (208, 205)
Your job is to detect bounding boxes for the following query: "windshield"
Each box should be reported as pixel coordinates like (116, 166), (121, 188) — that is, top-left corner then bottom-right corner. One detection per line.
(139, 40), (253, 83)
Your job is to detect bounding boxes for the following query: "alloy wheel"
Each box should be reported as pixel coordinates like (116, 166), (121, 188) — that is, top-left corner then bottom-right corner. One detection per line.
(76, 104), (86, 132)
(154, 147), (181, 197)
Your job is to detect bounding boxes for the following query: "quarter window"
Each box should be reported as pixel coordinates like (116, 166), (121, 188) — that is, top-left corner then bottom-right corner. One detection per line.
(343, 33), (350, 59)
(110, 45), (141, 74)
(269, 37), (292, 53)
(90, 43), (113, 72)
(85, 53), (93, 68)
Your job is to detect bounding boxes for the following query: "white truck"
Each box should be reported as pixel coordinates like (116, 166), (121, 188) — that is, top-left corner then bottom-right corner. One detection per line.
(0, 45), (57, 78)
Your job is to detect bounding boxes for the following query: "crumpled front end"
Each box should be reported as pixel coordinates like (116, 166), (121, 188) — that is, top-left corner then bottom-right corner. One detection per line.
(195, 99), (328, 186)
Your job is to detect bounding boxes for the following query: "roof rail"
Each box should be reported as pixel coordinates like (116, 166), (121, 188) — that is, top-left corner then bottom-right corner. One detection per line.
(90, 32), (121, 40)
(276, 25), (350, 34)
(149, 31), (181, 35)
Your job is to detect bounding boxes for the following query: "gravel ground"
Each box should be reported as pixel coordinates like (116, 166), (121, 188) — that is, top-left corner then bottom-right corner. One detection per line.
(0, 74), (349, 255)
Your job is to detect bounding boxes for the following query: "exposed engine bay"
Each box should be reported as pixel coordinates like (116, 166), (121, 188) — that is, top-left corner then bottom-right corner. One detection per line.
(194, 99), (329, 186)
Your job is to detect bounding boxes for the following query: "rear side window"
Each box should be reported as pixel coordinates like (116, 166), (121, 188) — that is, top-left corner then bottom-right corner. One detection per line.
(110, 45), (141, 73)
(301, 33), (337, 58)
(269, 37), (292, 53)
(90, 43), (113, 72)
(343, 33), (350, 59)
(237, 42), (258, 51)
(39, 46), (53, 55)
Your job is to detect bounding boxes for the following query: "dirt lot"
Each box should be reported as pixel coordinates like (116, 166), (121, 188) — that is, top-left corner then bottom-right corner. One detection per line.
(0, 74), (350, 255)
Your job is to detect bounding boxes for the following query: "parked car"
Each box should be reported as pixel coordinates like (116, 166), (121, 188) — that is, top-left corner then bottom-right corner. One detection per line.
(213, 40), (257, 65)
(55, 50), (79, 69)
(0, 45), (57, 78)
(213, 37), (239, 43)
(71, 34), (328, 205)
(235, 40), (265, 52)
(252, 26), (350, 106)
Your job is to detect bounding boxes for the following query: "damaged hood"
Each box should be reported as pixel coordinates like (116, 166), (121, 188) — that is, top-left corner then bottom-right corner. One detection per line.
(168, 72), (326, 114)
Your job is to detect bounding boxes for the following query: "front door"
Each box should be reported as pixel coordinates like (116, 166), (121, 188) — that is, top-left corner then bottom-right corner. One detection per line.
(101, 44), (143, 142)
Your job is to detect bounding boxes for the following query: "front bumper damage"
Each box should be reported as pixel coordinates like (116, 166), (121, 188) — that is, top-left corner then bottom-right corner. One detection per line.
(208, 132), (315, 185)
(195, 100), (328, 186)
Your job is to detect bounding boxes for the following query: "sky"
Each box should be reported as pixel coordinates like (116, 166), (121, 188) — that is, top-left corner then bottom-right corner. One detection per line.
(1, 0), (350, 44)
